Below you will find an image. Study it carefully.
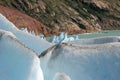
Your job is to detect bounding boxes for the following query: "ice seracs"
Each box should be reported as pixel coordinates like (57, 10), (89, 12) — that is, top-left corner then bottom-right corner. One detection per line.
(0, 13), (53, 54)
(21, 28), (28, 33)
(51, 35), (59, 44)
(58, 32), (65, 42)
(73, 35), (79, 40)
(39, 43), (120, 80)
(1, 12), (120, 80)
(51, 32), (76, 44)
(0, 29), (43, 80)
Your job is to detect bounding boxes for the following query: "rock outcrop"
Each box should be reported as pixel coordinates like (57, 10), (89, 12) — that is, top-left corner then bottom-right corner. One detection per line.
(0, 5), (48, 36)
(0, 0), (120, 36)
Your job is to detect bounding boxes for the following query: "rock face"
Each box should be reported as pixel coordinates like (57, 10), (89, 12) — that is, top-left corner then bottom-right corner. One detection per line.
(0, 0), (120, 35)
(0, 5), (48, 36)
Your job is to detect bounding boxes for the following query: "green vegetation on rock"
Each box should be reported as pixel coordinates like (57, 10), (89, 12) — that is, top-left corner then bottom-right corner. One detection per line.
(0, 0), (120, 35)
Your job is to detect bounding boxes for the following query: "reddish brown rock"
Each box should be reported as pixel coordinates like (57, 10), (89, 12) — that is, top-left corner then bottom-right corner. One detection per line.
(0, 5), (48, 36)
(0, 0), (119, 36)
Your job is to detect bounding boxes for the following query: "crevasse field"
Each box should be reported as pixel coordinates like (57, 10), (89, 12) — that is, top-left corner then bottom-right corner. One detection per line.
(0, 13), (120, 80)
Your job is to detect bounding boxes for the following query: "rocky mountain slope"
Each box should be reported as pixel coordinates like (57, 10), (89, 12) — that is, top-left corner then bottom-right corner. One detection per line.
(0, 5), (49, 36)
(0, 0), (120, 36)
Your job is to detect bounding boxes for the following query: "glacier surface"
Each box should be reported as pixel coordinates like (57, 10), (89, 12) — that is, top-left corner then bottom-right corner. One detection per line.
(69, 36), (120, 45)
(0, 13), (53, 55)
(1, 13), (120, 80)
(40, 43), (120, 80)
(0, 29), (43, 80)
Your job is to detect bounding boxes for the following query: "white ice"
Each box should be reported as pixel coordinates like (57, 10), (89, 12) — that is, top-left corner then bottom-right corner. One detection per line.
(1, 13), (120, 80)
(0, 29), (43, 80)
(0, 13), (53, 55)
(40, 43), (120, 80)
(51, 32), (75, 44)
(21, 28), (29, 33)
(69, 36), (120, 45)
(53, 72), (71, 80)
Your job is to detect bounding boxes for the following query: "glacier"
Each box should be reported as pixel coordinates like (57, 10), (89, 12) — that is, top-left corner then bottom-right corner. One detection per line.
(39, 43), (120, 80)
(0, 13), (53, 55)
(69, 36), (120, 45)
(0, 29), (43, 80)
(1, 13), (120, 80)
(50, 32), (78, 44)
